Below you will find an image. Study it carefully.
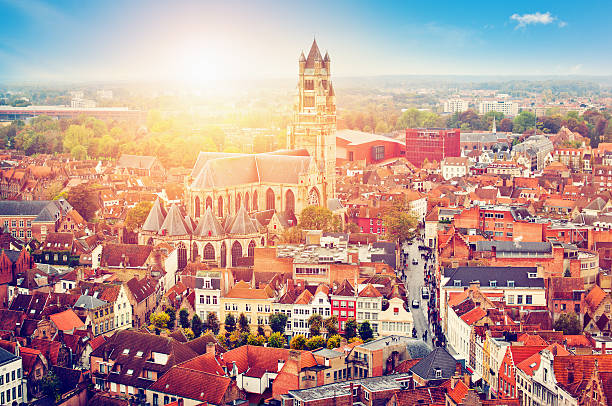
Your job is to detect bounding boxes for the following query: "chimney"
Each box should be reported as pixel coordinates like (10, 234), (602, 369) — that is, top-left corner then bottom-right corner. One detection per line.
(206, 342), (215, 356)
(278, 358), (285, 372)
(289, 349), (301, 363)
(450, 374), (460, 389)
(177, 399), (184, 406)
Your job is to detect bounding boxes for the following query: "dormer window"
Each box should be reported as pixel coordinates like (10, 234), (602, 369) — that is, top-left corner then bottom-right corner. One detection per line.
(528, 273), (537, 279)
(435, 368), (442, 378)
(490, 281), (497, 287)
(136, 351), (143, 357)
(507, 281), (515, 288)
(454, 280), (461, 287)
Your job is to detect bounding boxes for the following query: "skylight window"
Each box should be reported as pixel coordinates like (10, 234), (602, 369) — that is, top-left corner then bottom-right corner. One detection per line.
(122, 349), (129, 355)
(136, 351), (143, 357)
(126, 369), (133, 375)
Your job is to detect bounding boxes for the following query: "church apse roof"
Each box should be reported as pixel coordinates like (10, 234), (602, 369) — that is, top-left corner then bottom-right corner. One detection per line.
(226, 206), (258, 235)
(194, 207), (225, 237)
(142, 198), (167, 232)
(159, 204), (191, 236)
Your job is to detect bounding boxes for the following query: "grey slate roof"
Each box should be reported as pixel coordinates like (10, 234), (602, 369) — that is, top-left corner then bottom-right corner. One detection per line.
(475, 241), (552, 254)
(142, 198), (167, 232)
(312, 348), (344, 359)
(0, 347), (18, 366)
(159, 204), (190, 236)
(74, 294), (108, 309)
(0, 199), (72, 223)
(444, 266), (545, 288)
(584, 197), (607, 212)
(194, 207), (225, 237)
(117, 154), (157, 170)
(190, 154), (312, 189)
(409, 347), (460, 381)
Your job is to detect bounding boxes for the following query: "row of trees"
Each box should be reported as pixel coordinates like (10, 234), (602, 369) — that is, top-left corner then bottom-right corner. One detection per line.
(339, 106), (612, 148)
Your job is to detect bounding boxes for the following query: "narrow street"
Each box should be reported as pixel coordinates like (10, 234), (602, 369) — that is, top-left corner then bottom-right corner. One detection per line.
(397, 234), (434, 348)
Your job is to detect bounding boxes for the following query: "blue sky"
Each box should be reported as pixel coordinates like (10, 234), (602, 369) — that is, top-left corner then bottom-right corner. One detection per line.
(0, 0), (611, 82)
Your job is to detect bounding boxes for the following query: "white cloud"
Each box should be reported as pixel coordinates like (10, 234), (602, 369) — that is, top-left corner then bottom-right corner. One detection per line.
(558, 21), (567, 28)
(510, 11), (556, 28)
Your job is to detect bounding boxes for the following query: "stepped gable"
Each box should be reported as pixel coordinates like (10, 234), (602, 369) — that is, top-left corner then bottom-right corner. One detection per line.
(194, 207), (225, 237)
(227, 205), (258, 235)
(159, 204), (190, 236)
(142, 198), (167, 232)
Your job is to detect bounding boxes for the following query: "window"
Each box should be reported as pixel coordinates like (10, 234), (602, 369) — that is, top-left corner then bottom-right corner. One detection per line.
(507, 281), (515, 288)
(153, 394), (159, 406)
(364, 391), (370, 401)
(490, 280), (497, 287)
(507, 295), (514, 304)
(517, 295), (523, 304)
(246, 304), (251, 312)
(454, 280), (461, 287)
(372, 145), (385, 161)
(304, 96), (315, 107)
(526, 295), (533, 305)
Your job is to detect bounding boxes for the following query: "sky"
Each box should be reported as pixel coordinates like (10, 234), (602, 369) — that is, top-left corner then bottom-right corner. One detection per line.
(0, 0), (611, 83)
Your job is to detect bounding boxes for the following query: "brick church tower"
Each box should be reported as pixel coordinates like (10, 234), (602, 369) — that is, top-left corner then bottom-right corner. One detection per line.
(287, 39), (337, 203)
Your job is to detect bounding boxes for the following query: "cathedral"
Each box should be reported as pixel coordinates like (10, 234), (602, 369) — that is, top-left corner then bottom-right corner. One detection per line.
(139, 40), (337, 269)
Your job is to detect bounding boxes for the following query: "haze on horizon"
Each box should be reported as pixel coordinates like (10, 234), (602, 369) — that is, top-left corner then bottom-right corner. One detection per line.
(1, 0), (611, 84)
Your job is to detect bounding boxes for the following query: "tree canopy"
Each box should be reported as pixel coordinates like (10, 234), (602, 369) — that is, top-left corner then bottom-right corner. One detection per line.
(382, 197), (419, 243)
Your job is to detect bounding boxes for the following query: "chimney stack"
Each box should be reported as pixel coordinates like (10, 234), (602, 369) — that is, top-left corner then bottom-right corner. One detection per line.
(206, 342), (216, 356)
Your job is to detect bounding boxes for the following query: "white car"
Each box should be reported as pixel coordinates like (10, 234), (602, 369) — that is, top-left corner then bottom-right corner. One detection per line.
(421, 287), (430, 299)
(412, 258), (418, 265)
(412, 299), (420, 308)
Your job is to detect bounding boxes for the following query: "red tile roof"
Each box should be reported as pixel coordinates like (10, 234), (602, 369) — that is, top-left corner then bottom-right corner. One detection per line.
(460, 307), (486, 326)
(358, 284), (382, 298)
(178, 353), (225, 376)
(148, 366), (233, 404)
(447, 380), (469, 404)
(49, 309), (85, 331)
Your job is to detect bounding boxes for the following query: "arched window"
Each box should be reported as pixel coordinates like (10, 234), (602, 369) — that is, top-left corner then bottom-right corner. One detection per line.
(245, 192), (250, 211)
(146, 237), (154, 245)
(177, 242), (188, 270)
(261, 237), (265, 246)
(194, 196), (201, 218)
(236, 193), (241, 212)
(220, 242), (227, 268)
(252, 191), (258, 211)
(203, 243), (215, 261)
(308, 188), (320, 206)
(248, 240), (256, 257)
(218, 197), (224, 217)
(206, 196), (212, 210)
(285, 189), (295, 213)
(266, 188), (275, 211)
(192, 242), (198, 260)
(231, 241), (242, 267)
(227, 195), (232, 215)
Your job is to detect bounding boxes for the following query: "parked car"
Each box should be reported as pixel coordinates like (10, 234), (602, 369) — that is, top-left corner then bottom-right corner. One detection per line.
(421, 287), (429, 299)
(412, 258), (418, 265)
(412, 299), (420, 308)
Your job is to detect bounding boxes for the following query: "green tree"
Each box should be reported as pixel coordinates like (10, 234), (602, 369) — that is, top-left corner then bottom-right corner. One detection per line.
(40, 370), (62, 402)
(382, 197), (419, 243)
(225, 313), (236, 333)
(513, 111), (536, 134)
(553, 313), (581, 335)
(63, 124), (93, 152)
(268, 332), (287, 348)
(71, 144), (88, 160)
(280, 226), (302, 243)
(344, 319), (357, 340)
(42, 179), (65, 200)
(358, 321), (374, 341)
(125, 201), (153, 230)
(164, 307), (176, 329)
(247, 334), (266, 346)
(182, 328), (195, 340)
(238, 313), (250, 334)
(375, 121), (389, 134)
(150, 312), (170, 329)
(327, 334), (342, 349)
(207, 312), (220, 334)
(300, 206), (334, 230)
(306, 335), (326, 350)
(324, 316), (339, 337)
(179, 308), (190, 328)
(66, 183), (100, 221)
(290, 334), (307, 350)
(270, 312), (288, 334)
(191, 314), (203, 337)
(308, 314), (323, 337)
